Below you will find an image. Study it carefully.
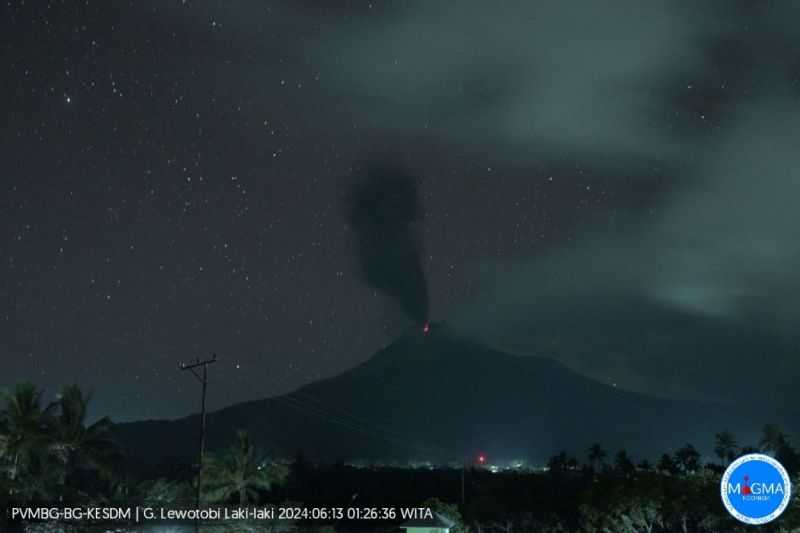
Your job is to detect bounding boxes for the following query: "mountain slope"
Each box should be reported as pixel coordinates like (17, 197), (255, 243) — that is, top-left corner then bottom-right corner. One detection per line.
(117, 322), (758, 468)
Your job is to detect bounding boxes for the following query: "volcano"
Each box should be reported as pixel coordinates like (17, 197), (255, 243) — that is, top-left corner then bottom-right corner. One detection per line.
(117, 323), (759, 469)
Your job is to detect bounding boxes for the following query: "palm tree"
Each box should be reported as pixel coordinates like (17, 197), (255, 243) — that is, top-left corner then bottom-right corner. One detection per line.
(0, 383), (50, 484)
(674, 443), (701, 474)
(614, 450), (635, 477)
(587, 443), (607, 471)
(760, 423), (788, 454)
(714, 430), (739, 465)
(201, 430), (288, 505)
(0, 424), (7, 460)
(546, 451), (569, 476)
(11, 450), (62, 501)
(46, 385), (120, 486)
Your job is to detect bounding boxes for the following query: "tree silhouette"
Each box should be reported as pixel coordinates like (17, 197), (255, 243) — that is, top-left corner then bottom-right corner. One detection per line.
(0, 383), (50, 485)
(201, 430), (288, 505)
(673, 444), (701, 474)
(714, 430), (739, 465)
(614, 450), (635, 477)
(657, 453), (678, 475)
(607, 496), (664, 533)
(421, 498), (468, 533)
(759, 423), (788, 453)
(546, 451), (569, 476)
(47, 385), (120, 486)
(587, 443), (607, 471)
(566, 456), (580, 471)
(139, 477), (194, 505)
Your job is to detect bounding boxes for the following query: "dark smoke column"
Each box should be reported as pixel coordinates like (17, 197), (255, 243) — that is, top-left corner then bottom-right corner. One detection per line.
(346, 164), (429, 324)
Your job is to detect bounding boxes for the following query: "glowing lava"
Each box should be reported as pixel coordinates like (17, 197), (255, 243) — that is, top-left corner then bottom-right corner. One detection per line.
(422, 322), (430, 334)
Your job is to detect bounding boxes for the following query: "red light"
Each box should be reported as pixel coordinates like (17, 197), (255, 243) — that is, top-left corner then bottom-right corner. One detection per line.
(422, 322), (430, 334)
(478, 454), (486, 464)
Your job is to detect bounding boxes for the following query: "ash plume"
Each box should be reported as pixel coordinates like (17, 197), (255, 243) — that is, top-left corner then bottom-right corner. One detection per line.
(346, 163), (429, 324)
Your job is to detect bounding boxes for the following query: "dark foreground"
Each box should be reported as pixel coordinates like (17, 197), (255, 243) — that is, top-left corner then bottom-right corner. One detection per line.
(5, 462), (800, 533)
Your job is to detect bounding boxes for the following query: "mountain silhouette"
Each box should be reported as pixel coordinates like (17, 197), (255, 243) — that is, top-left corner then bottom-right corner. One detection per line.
(117, 322), (758, 468)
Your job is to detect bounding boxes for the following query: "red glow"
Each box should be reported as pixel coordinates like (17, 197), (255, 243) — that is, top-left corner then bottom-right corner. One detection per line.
(422, 322), (430, 334)
(478, 454), (486, 464)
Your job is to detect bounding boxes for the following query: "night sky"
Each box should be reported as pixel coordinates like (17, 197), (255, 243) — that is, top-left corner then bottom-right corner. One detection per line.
(3, 1), (800, 421)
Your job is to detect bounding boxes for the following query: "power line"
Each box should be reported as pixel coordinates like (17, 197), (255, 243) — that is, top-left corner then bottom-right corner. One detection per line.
(274, 392), (445, 457)
(291, 390), (435, 451)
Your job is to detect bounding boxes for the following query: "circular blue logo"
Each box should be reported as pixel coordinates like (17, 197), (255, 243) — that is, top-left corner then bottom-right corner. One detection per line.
(721, 453), (792, 525)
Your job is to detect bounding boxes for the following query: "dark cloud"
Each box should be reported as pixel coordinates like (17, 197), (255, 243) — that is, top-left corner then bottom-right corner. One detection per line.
(279, 0), (800, 409)
(5, 0), (800, 421)
(346, 162), (429, 324)
(455, 90), (800, 411)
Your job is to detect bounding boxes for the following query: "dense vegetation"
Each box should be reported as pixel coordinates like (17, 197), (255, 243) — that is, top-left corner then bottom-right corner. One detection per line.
(2, 382), (799, 532)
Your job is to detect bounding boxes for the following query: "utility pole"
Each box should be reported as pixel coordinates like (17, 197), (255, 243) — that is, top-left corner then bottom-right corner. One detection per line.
(462, 454), (482, 505)
(461, 462), (465, 504)
(461, 457), (467, 505)
(181, 353), (217, 531)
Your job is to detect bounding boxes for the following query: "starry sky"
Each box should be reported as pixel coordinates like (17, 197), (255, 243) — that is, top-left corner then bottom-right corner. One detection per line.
(3, 1), (800, 422)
